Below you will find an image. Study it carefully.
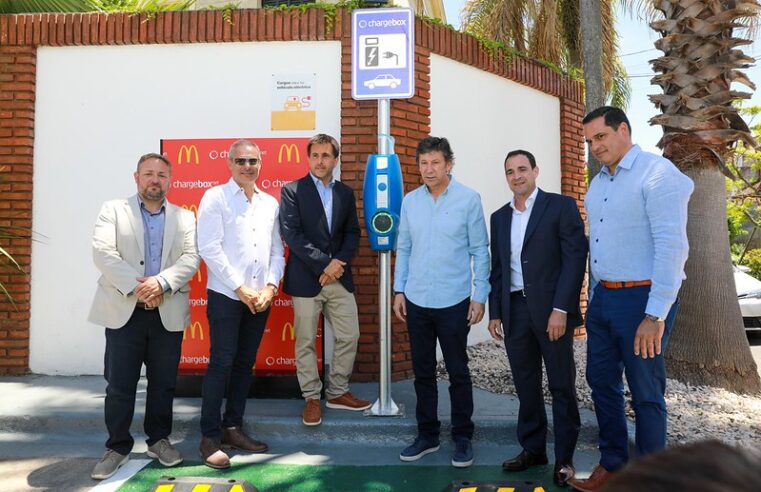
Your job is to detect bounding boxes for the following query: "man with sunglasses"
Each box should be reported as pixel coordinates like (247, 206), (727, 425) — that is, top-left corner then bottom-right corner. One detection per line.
(196, 139), (285, 469)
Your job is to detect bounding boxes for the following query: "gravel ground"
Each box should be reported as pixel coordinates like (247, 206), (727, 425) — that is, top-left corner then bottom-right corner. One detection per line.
(437, 340), (761, 448)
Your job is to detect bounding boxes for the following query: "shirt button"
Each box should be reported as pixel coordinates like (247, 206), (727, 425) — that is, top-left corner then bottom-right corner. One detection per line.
(594, 260), (597, 263)
(596, 239), (599, 242)
(604, 198), (608, 202)
(600, 219), (603, 222)
(610, 178), (614, 182)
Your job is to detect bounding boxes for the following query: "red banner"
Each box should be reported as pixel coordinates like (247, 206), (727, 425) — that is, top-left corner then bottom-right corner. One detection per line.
(161, 138), (322, 375)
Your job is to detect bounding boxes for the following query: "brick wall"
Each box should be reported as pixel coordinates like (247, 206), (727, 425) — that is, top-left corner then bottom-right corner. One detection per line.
(0, 46), (35, 374)
(0, 9), (585, 378)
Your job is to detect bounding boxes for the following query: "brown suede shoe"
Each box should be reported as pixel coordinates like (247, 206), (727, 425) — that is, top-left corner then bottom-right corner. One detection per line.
(325, 392), (371, 411)
(568, 465), (614, 491)
(221, 426), (268, 453)
(303, 398), (322, 426)
(199, 436), (230, 469)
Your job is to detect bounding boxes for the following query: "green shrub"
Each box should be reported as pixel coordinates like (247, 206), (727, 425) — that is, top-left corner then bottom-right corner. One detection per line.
(740, 248), (761, 279)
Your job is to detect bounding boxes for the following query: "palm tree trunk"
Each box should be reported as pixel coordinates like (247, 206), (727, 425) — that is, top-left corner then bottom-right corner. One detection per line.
(666, 165), (761, 393)
(580, 0), (604, 179)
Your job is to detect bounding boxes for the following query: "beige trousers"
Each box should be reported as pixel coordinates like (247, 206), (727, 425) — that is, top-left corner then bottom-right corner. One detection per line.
(292, 282), (360, 400)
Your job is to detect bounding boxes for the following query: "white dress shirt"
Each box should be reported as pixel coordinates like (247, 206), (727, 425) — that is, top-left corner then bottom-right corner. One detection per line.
(509, 187), (538, 293)
(197, 178), (285, 301)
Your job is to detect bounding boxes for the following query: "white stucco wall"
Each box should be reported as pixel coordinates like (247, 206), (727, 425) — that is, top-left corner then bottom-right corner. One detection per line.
(430, 54), (562, 347)
(30, 41), (342, 375)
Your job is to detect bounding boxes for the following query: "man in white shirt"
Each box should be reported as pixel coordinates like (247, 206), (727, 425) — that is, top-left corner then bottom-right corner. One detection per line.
(196, 140), (285, 469)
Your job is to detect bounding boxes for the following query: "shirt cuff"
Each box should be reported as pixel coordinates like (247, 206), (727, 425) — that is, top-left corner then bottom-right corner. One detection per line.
(645, 298), (671, 320)
(157, 275), (171, 293)
(552, 307), (567, 314)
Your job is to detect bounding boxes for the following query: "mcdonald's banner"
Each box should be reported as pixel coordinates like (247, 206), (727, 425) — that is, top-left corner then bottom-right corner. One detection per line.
(161, 138), (322, 374)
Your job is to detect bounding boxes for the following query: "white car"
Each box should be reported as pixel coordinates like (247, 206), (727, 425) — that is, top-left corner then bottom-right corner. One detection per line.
(735, 265), (761, 333)
(364, 74), (401, 89)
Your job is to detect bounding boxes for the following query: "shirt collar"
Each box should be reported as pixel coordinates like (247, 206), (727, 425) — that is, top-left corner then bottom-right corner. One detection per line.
(509, 186), (538, 211)
(225, 177), (260, 197)
(599, 144), (641, 177)
(423, 174), (455, 196)
(136, 194), (165, 214)
(310, 172), (335, 188)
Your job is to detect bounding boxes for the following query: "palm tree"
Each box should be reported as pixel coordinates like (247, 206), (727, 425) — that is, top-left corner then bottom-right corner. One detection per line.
(648, 0), (761, 393)
(461, 0), (631, 109)
(0, 0), (193, 13)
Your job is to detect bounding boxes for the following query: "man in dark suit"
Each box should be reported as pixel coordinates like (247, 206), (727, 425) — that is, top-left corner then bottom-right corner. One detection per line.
(280, 134), (370, 427)
(487, 149), (587, 487)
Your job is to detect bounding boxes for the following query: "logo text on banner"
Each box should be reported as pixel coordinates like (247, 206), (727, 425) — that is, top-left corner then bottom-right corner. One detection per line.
(184, 321), (205, 340)
(278, 144), (301, 164)
(177, 145), (200, 165)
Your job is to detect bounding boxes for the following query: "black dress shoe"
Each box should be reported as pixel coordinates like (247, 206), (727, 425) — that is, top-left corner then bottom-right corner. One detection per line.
(502, 449), (549, 471)
(553, 463), (576, 487)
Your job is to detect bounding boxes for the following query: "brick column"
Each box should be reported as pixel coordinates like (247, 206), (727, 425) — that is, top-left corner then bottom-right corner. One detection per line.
(0, 46), (35, 375)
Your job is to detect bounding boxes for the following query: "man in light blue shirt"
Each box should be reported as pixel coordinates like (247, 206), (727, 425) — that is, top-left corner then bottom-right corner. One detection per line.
(569, 107), (694, 492)
(393, 136), (490, 468)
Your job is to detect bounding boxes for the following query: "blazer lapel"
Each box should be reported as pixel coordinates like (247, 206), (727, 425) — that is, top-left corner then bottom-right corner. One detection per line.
(329, 185), (341, 237)
(502, 206), (513, 270)
(127, 195), (146, 260)
(304, 175), (331, 237)
(161, 203), (177, 269)
(523, 188), (548, 248)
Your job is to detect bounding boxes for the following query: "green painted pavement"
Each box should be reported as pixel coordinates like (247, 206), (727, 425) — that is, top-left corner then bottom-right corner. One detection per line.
(119, 463), (568, 492)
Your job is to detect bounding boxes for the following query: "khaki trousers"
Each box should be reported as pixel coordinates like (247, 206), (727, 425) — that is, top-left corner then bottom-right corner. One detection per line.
(292, 282), (360, 400)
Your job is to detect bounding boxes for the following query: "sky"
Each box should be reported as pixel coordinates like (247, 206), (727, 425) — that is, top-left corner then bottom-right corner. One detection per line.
(440, 1), (761, 154)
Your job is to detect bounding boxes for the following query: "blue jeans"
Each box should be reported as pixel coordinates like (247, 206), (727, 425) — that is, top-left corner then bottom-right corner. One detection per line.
(585, 284), (678, 471)
(200, 290), (269, 438)
(406, 297), (474, 442)
(104, 308), (183, 455)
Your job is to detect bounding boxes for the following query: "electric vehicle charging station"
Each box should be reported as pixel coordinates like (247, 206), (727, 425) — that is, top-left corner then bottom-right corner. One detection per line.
(352, 7), (414, 416)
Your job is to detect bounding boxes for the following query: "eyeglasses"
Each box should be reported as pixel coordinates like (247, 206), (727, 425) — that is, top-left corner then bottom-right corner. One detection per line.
(234, 158), (260, 166)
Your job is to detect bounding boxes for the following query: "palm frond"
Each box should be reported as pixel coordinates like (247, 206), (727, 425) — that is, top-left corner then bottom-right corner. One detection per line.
(608, 56), (631, 108)
(0, 0), (100, 13)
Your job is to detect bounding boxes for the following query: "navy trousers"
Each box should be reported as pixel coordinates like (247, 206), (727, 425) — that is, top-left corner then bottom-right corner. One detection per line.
(585, 284), (678, 471)
(506, 294), (580, 464)
(200, 289), (269, 439)
(104, 308), (183, 455)
(406, 297), (474, 442)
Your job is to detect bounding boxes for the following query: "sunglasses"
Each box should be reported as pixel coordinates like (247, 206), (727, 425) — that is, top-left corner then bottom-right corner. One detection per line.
(234, 158), (260, 166)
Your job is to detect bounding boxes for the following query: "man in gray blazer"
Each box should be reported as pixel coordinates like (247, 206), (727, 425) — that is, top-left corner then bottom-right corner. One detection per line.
(89, 153), (200, 480)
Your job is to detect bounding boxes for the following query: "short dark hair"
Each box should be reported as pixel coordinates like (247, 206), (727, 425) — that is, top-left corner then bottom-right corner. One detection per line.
(137, 152), (171, 171)
(601, 440), (761, 492)
(504, 149), (536, 169)
(307, 134), (340, 158)
(416, 136), (454, 164)
(582, 106), (632, 136)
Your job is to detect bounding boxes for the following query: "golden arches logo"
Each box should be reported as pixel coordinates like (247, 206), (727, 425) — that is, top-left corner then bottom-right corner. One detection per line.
(277, 144), (300, 164)
(281, 322), (295, 342)
(177, 145), (200, 165)
(181, 204), (199, 218)
(184, 321), (204, 340)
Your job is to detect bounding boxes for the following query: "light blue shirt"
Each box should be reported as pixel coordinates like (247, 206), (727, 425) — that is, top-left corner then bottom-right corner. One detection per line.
(310, 172), (335, 234)
(393, 176), (491, 308)
(137, 195), (169, 291)
(585, 145), (694, 318)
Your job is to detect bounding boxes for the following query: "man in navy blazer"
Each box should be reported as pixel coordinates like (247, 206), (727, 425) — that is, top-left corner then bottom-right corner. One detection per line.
(487, 149), (587, 487)
(280, 134), (370, 427)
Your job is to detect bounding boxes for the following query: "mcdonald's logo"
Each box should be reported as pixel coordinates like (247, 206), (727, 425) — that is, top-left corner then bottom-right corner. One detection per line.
(177, 145), (200, 165)
(277, 144), (300, 164)
(184, 321), (205, 340)
(181, 204), (199, 217)
(281, 322), (295, 342)
(195, 268), (203, 283)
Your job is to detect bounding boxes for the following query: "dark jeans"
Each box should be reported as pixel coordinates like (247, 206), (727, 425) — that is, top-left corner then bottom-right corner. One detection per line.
(406, 297), (474, 442)
(200, 289), (269, 439)
(585, 284), (679, 471)
(104, 308), (183, 455)
(506, 294), (580, 464)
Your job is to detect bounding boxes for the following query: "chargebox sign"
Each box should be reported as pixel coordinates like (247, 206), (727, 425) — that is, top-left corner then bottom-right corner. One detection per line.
(161, 138), (323, 375)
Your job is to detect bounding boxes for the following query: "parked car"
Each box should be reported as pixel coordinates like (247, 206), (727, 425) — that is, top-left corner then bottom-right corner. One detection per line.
(735, 264), (761, 333)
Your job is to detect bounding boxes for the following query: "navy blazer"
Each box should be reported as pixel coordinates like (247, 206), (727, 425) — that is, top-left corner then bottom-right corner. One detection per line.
(279, 174), (361, 298)
(488, 188), (588, 333)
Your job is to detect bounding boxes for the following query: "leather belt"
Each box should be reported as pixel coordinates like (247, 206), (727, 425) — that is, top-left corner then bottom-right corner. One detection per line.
(135, 302), (156, 311)
(510, 289), (526, 298)
(599, 280), (652, 289)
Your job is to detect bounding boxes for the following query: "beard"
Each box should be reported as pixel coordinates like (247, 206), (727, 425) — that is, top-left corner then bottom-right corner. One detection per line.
(141, 187), (166, 202)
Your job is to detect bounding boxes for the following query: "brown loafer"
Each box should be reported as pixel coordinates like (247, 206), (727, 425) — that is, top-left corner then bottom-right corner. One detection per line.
(326, 392), (371, 411)
(568, 464), (614, 491)
(221, 426), (268, 453)
(199, 436), (230, 469)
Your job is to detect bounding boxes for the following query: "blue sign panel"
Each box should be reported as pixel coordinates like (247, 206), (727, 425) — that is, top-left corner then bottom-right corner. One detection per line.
(352, 8), (415, 100)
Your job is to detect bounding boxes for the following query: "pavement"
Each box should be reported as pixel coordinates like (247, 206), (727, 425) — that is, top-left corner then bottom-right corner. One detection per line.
(0, 375), (607, 491)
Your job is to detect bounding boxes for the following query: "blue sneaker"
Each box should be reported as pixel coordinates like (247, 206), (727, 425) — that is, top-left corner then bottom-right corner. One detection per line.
(399, 436), (440, 462)
(451, 439), (473, 467)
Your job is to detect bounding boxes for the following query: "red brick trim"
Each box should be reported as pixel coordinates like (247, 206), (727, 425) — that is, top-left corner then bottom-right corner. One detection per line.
(0, 9), (585, 377)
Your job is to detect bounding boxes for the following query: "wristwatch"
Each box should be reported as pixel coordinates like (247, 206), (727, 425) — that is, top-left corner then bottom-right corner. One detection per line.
(266, 284), (279, 297)
(644, 314), (664, 323)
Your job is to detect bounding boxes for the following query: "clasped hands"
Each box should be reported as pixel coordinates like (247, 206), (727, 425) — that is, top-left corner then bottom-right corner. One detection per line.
(134, 276), (164, 308)
(319, 259), (346, 286)
(235, 285), (277, 314)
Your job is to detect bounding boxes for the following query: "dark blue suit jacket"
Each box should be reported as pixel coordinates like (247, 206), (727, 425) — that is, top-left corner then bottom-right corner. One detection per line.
(488, 188), (587, 333)
(279, 174), (361, 298)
